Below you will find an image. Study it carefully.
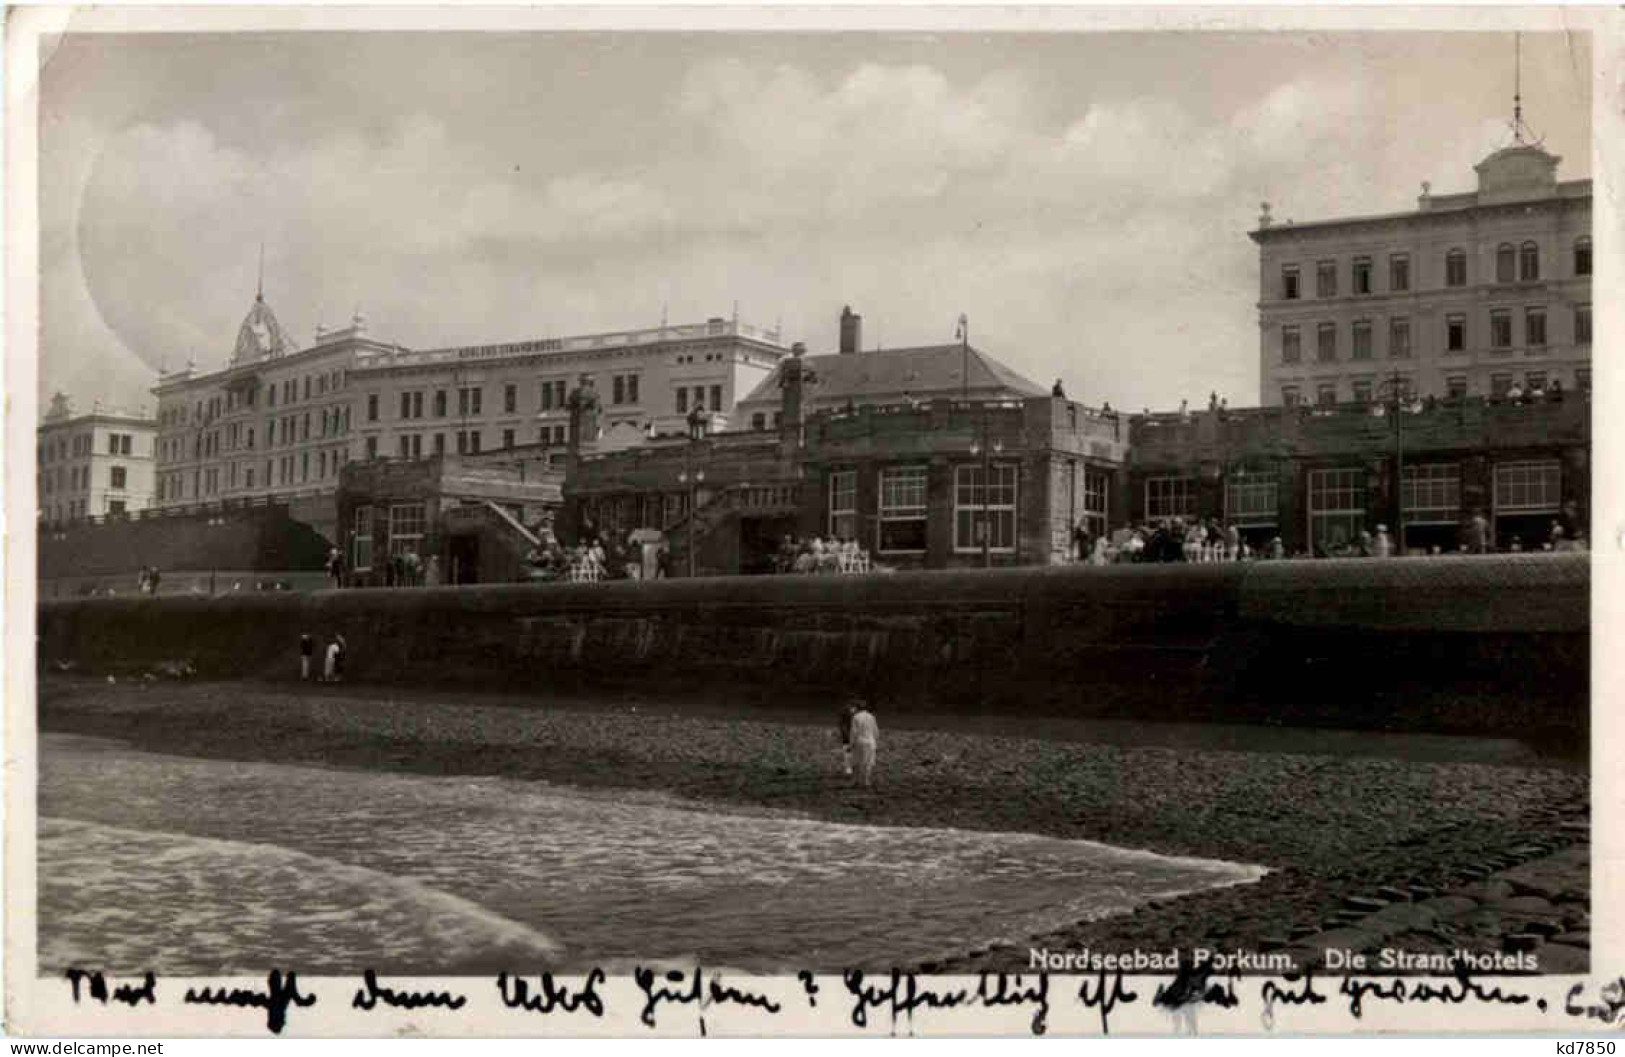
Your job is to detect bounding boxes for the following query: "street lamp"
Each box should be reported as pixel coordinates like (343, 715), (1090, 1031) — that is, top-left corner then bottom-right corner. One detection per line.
(1377, 369), (1419, 555)
(968, 408), (1003, 569)
(681, 405), (710, 577)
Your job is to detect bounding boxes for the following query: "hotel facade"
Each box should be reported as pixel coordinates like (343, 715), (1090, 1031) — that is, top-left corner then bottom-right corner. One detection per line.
(1252, 142), (1591, 408)
(150, 292), (788, 538)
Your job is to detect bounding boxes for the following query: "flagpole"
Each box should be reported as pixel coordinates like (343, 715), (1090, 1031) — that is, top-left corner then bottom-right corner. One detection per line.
(959, 314), (969, 402)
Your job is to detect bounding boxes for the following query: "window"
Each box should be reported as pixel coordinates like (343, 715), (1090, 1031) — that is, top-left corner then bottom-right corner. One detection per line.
(502, 428), (515, 449)
(400, 392), (412, 420)
(1307, 468), (1368, 553)
(504, 383), (517, 414)
(110, 466), (126, 489)
(469, 431), (482, 454)
(389, 502), (427, 558)
(1352, 321), (1372, 361)
(1577, 368), (1591, 392)
(1280, 326), (1301, 364)
(458, 387), (482, 416)
(1494, 460), (1561, 514)
(1446, 248), (1467, 287)
(1575, 237), (1592, 277)
(1316, 383), (1337, 406)
(613, 376), (625, 404)
(676, 388), (688, 414)
(269, 386), (277, 408)
(303, 376), (311, 400)
(108, 500), (126, 515)
(1576, 304), (1591, 345)
(1317, 322), (1337, 362)
(1526, 307), (1547, 348)
(302, 451), (310, 481)
(1225, 472), (1279, 527)
(751, 413), (766, 431)
(107, 434), (118, 455)
(828, 469), (857, 540)
(710, 385), (723, 412)
(1282, 266), (1300, 300)
(954, 463), (1018, 552)
(398, 436), (411, 459)
(367, 394), (379, 422)
(1446, 314), (1466, 352)
(1315, 260), (1337, 298)
(1520, 241), (1540, 282)
(1281, 386), (1301, 407)
(434, 390), (448, 417)
(1491, 373), (1513, 398)
(1389, 317), (1411, 359)
(1496, 243), (1516, 284)
(1490, 309), (1512, 349)
(1353, 256), (1372, 295)
(1352, 379), (1373, 404)
(1145, 477), (1195, 521)
(1446, 375), (1468, 399)
(627, 375), (640, 404)
(353, 506), (374, 571)
(877, 466), (929, 552)
(434, 433), (445, 455)
(1389, 254), (1410, 293)
(1403, 464), (1461, 524)
(365, 437), (378, 459)
(1082, 467), (1110, 537)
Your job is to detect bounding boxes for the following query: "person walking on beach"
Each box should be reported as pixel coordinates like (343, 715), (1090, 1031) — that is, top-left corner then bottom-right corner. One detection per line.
(838, 699), (860, 776)
(299, 633), (314, 681)
(850, 700), (879, 789)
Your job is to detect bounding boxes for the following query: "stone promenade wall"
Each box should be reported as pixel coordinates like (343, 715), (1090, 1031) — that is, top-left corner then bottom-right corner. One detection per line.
(36, 554), (1587, 740)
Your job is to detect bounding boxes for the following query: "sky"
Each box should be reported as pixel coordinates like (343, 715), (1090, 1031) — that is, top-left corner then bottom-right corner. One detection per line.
(37, 26), (1592, 418)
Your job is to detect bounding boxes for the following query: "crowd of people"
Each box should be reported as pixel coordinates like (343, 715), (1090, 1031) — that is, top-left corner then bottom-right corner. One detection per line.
(1069, 504), (1588, 564)
(775, 536), (876, 575)
(523, 531), (673, 583)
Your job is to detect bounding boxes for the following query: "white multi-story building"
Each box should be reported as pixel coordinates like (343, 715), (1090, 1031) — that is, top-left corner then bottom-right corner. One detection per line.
(151, 289), (789, 530)
(1252, 141), (1591, 406)
(37, 393), (157, 522)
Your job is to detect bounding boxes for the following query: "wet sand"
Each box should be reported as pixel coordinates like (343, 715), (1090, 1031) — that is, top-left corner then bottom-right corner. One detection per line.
(39, 676), (1588, 969)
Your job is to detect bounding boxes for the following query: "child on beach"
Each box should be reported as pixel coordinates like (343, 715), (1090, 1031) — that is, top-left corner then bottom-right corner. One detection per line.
(849, 701), (879, 789)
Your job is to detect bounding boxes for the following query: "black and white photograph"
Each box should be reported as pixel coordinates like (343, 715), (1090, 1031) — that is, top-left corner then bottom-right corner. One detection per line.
(6, 4), (1620, 1039)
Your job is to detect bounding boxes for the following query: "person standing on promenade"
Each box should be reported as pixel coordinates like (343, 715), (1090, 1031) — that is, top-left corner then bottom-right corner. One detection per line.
(323, 636), (340, 682)
(850, 700), (879, 789)
(838, 699), (860, 776)
(1374, 524), (1394, 558)
(299, 633), (314, 681)
(333, 634), (348, 682)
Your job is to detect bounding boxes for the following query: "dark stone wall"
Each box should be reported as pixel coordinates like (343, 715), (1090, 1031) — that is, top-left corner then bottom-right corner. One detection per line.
(37, 555), (1587, 742)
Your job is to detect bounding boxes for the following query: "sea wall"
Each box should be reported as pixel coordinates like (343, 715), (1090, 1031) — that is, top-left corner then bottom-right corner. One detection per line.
(36, 554), (1588, 740)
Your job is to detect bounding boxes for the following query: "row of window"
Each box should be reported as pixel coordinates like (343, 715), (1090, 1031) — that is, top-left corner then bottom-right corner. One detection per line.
(38, 433), (116, 463)
(157, 443), (352, 501)
(1145, 459), (1562, 527)
(1282, 303), (1590, 364)
(675, 385), (725, 416)
(364, 424), (571, 462)
(351, 502), (429, 570)
(1281, 367), (1591, 407)
(825, 464), (1021, 554)
(39, 463), (130, 494)
(1280, 238), (1591, 301)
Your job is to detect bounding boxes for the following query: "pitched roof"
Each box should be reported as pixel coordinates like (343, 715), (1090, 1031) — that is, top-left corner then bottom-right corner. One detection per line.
(738, 343), (1044, 409)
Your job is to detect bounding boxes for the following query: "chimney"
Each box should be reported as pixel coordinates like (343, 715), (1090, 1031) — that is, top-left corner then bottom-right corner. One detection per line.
(779, 345), (811, 451)
(839, 305), (862, 355)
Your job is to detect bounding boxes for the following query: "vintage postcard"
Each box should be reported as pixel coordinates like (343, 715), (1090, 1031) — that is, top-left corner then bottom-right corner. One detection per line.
(5, 3), (1621, 1040)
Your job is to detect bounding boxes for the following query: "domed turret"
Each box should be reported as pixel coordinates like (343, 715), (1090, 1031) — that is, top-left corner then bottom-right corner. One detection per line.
(232, 291), (298, 364)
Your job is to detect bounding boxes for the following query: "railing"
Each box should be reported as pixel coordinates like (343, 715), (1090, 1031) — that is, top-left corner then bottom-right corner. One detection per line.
(354, 319), (787, 370)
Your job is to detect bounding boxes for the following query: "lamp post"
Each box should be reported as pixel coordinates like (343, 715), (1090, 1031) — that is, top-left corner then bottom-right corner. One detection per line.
(968, 407), (1003, 569)
(680, 405), (710, 577)
(1379, 369), (1414, 555)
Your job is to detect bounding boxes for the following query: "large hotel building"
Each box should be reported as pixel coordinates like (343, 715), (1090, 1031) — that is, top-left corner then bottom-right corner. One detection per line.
(1252, 141), (1591, 407)
(150, 293), (790, 535)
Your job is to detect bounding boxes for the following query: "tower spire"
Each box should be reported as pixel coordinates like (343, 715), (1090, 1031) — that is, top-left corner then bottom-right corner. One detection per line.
(257, 242), (265, 301)
(1513, 32), (1523, 144)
